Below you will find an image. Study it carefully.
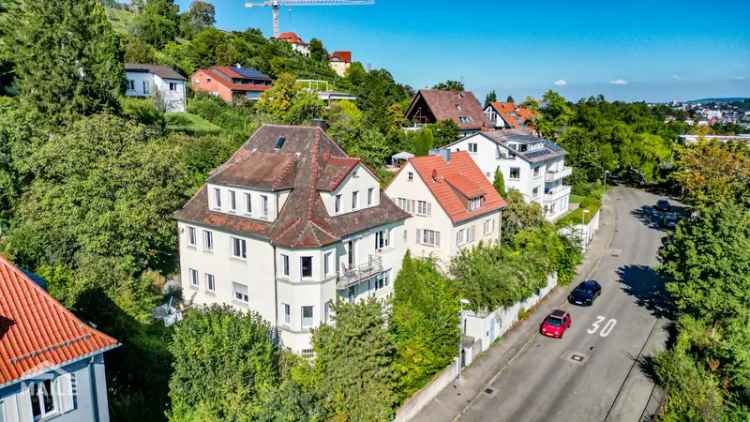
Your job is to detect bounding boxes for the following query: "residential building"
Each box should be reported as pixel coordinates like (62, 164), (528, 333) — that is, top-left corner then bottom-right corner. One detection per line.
(404, 89), (492, 137)
(483, 101), (536, 132)
(174, 124), (409, 354)
(329, 51), (352, 77)
(276, 32), (310, 56)
(443, 130), (572, 221)
(124, 63), (186, 112)
(0, 256), (119, 422)
(191, 65), (272, 103)
(385, 150), (506, 268)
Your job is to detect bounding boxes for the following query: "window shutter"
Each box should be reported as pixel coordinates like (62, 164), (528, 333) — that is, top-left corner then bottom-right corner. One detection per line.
(58, 373), (75, 413)
(435, 231), (441, 246)
(17, 385), (32, 421)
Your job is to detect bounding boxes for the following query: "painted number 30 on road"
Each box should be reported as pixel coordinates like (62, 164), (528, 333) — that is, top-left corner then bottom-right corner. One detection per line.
(587, 316), (617, 337)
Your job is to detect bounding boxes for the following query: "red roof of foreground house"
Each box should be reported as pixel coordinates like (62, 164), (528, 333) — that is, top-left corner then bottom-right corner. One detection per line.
(276, 32), (306, 45)
(329, 51), (352, 63)
(406, 89), (491, 131)
(407, 151), (507, 223)
(0, 256), (119, 387)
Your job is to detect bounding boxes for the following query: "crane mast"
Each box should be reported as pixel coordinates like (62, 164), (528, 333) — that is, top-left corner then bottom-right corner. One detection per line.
(244, 0), (375, 38)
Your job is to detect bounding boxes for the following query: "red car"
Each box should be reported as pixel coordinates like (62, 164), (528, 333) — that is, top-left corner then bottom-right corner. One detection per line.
(540, 309), (572, 338)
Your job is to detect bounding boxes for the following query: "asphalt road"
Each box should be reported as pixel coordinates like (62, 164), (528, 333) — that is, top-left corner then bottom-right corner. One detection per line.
(459, 188), (672, 422)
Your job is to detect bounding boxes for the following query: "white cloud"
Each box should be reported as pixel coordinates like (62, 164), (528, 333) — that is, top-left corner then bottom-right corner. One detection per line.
(553, 79), (567, 86)
(672, 74), (681, 80)
(734, 76), (746, 80)
(609, 79), (629, 85)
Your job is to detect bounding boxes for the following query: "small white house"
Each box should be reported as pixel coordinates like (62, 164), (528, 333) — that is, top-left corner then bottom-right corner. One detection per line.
(124, 63), (186, 112)
(443, 130), (572, 221)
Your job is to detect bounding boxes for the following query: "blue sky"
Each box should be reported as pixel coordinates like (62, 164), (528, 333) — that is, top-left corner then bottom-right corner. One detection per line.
(176, 0), (750, 102)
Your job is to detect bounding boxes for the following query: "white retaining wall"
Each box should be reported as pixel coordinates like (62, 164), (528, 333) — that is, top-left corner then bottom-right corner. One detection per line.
(394, 361), (458, 422)
(559, 209), (601, 252)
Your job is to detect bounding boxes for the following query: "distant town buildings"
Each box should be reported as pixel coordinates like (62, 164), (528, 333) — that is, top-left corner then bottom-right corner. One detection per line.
(125, 63), (186, 112)
(404, 89), (492, 136)
(276, 32), (310, 56)
(191, 65), (273, 103)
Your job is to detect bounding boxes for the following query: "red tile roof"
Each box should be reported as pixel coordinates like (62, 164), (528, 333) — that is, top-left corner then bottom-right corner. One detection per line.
(0, 256), (119, 387)
(329, 51), (352, 63)
(408, 151), (507, 224)
(276, 32), (306, 45)
(490, 101), (537, 130)
(406, 90), (491, 130)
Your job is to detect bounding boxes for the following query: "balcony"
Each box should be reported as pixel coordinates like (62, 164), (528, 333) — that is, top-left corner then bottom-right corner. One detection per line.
(544, 185), (572, 202)
(337, 255), (383, 289)
(544, 166), (573, 182)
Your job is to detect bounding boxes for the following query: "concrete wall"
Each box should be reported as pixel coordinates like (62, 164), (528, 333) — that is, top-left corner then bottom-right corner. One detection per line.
(394, 361), (459, 422)
(0, 355), (111, 422)
(559, 209), (601, 252)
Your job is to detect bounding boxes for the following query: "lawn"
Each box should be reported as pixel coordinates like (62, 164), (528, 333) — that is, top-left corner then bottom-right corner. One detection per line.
(166, 112), (224, 136)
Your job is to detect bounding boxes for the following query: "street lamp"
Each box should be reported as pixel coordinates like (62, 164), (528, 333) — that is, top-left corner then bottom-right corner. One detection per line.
(457, 298), (471, 381)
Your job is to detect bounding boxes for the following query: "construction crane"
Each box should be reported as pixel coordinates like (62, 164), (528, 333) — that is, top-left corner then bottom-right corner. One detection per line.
(244, 0), (374, 38)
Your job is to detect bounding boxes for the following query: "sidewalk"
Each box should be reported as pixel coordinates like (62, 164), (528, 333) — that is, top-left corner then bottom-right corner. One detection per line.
(411, 190), (619, 422)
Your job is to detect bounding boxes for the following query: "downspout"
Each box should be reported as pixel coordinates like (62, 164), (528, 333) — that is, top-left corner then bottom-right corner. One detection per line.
(272, 245), (279, 345)
(89, 356), (101, 422)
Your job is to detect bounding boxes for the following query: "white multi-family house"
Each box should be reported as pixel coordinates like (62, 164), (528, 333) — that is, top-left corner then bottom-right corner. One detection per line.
(124, 63), (186, 112)
(385, 150), (506, 269)
(174, 124), (410, 354)
(443, 131), (572, 221)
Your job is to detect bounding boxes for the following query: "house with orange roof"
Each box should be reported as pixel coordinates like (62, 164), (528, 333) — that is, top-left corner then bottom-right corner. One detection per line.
(0, 256), (119, 421)
(275, 32), (310, 56)
(190, 65), (273, 103)
(329, 51), (352, 77)
(385, 150), (507, 268)
(484, 101), (537, 132)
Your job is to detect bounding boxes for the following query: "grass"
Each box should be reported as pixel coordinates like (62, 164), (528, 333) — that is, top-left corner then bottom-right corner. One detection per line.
(569, 194), (584, 204)
(166, 113), (224, 136)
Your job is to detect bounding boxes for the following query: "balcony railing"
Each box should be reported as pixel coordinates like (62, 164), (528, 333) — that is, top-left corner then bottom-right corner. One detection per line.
(544, 185), (572, 202)
(337, 255), (383, 289)
(544, 166), (573, 181)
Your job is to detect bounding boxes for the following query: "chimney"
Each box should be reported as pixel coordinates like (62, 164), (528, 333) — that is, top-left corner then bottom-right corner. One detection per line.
(431, 169), (439, 182)
(312, 119), (328, 131)
(429, 148), (451, 162)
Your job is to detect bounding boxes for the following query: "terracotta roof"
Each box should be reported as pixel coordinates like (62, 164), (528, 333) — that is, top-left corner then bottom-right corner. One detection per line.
(408, 151), (507, 224)
(406, 90), (491, 130)
(489, 102), (537, 130)
(196, 67), (273, 93)
(0, 257), (119, 387)
(125, 63), (185, 80)
(276, 32), (306, 45)
(208, 150), (297, 191)
(174, 125), (410, 248)
(329, 51), (352, 63)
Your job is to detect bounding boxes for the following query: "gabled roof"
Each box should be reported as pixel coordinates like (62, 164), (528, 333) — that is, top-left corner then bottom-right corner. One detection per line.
(329, 51), (352, 63)
(406, 90), (491, 130)
(207, 150), (297, 191)
(194, 66), (273, 92)
(125, 63), (186, 80)
(407, 151), (507, 224)
(276, 32), (306, 45)
(0, 256), (119, 388)
(446, 131), (566, 164)
(486, 101), (537, 130)
(174, 125), (410, 248)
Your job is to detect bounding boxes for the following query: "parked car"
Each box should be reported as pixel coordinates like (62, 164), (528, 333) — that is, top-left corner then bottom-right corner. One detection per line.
(655, 199), (671, 212)
(540, 310), (572, 338)
(661, 212), (679, 229)
(568, 280), (602, 306)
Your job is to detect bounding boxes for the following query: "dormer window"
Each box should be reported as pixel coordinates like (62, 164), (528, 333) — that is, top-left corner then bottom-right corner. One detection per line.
(335, 194), (342, 213)
(468, 196), (482, 211)
(408, 172), (414, 181)
(275, 136), (286, 150)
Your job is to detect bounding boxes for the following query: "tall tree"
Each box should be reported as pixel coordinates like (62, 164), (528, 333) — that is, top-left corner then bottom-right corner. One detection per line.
(187, 0), (215, 28)
(493, 168), (506, 197)
(308, 38), (327, 62)
(432, 80), (464, 91)
(673, 140), (750, 207)
(484, 90), (497, 107)
(506, 95), (514, 103)
(135, 0), (179, 48)
(3, 0), (122, 121)
(313, 299), (397, 421)
(413, 128), (434, 156)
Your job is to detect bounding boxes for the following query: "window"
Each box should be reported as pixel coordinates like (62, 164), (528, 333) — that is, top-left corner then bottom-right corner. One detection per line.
(456, 229), (465, 246)
(301, 256), (313, 278)
(261, 195), (269, 218)
(283, 303), (291, 324)
(466, 226), (476, 243)
(484, 218), (495, 235)
(128, 80), (135, 90)
(408, 172), (414, 181)
(229, 190), (237, 211)
(533, 166), (541, 177)
(468, 143), (478, 153)
(302, 306), (313, 328)
(143, 81), (150, 95)
(274, 136), (286, 150)
(335, 194), (342, 213)
(367, 188), (374, 205)
(352, 191), (359, 210)
(532, 186), (539, 197)
(233, 282), (249, 303)
(245, 193), (252, 214)
(324, 252), (332, 275)
(206, 273), (215, 292)
(510, 168), (521, 180)
(187, 226), (197, 246)
(418, 229), (440, 247)
(375, 230), (390, 250)
(189, 269), (199, 289)
(469, 197), (481, 211)
(214, 188), (222, 208)
(281, 254), (290, 276)
(203, 230), (213, 250)
(169, 82), (177, 91)
(232, 237), (247, 259)
(30, 380), (57, 419)
(417, 200), (431, 216)
(375, 271), (390, 290)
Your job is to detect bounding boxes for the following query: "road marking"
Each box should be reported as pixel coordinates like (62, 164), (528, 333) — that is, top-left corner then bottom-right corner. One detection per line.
(588, 315), (617, 337)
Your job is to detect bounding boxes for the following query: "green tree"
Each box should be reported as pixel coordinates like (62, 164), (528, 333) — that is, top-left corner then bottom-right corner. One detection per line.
(413, 127), (434, 156)
(181, 0), (215, 37)
(501, 189), (544, 243)
(431, 80), (464, 91)
(3, 0), (122, 122)
(659, 202), (750, 322)
(255, 72), (300, 120)
(308, 38), (327, 62)
(135, 0), (179, 49)
(428, 119), (460, 147)
(536, 90), (573, 138)
(313, 299), (397, 421)
(390, 253), (459, 399)
(484, 90), (497, 107)
(168, 305), (278, 421)
(506, 95), (514, 103)
(673, 140), (750, 207)
(493, 168), (506, 197)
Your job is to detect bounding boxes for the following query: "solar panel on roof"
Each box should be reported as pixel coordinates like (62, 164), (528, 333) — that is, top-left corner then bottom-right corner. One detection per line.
(233, 67), (271, 81)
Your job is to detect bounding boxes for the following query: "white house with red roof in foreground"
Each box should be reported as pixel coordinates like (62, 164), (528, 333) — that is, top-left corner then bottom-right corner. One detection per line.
(385, 150), (507, 268)
(0, 256), (119, 422)
(173, 124), (409, 355)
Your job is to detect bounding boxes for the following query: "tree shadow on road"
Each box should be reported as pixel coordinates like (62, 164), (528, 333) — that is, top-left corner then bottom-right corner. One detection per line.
(616, 265), (675, 320)
(630, 205), (668, 232)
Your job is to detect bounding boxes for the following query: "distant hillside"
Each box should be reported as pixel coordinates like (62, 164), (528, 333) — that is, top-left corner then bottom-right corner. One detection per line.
(105, 4), (136, 35)
(686, 97), (749, 104)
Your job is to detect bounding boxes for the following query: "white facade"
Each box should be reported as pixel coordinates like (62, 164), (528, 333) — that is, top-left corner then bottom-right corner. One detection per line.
(178, 163), (406, 354)
(385, 162), (502, 269)
(447, 133), (572, 221)
(125, 70), (186, 112)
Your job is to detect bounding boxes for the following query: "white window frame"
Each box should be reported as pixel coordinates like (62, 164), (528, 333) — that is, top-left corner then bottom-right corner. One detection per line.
(233, 282), (249, 304)
(187, 226), (197, 246)
(245, 193), (252, 215)
(408, 171), (414, 181)
(232, 237), (247, 259)
(367, 187), (374, 205)
(142, 80), (150, 95)
(324, 252), (332, 275)
(417, 200), (431, 217)
(283, 303), (291, 325)
(418, 229), (440, 247)
(301, 306), (314, 329)
(169, 82), (177, 91)
(466, 225), (476, 243)
(205, 273), (216, 292)
(300, 256), (313, 279)
(229, 190), (237, 212)
(375, 229), (390, 250)
(261, 195), (269, 218)
(509, 167), (521, 180)
(214, 187), (222, 209)
(468, 142), (478, 153)
(282, 254), (290, 277)
(29, 379), (59, 420)
(352, 191), (359, 210)
(203, 230), (214, 250)
(335, 194), (342, 213)
(456, 229), (465, 246)
(189, 268), (199, 289)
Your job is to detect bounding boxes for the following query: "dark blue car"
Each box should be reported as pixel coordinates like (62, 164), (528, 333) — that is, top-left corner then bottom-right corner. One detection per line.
(568, 280), (602, 306)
